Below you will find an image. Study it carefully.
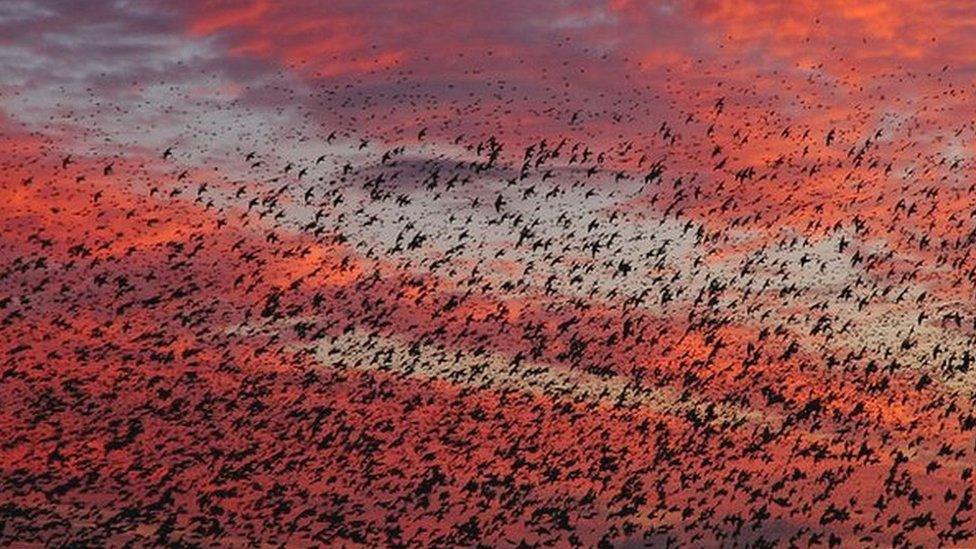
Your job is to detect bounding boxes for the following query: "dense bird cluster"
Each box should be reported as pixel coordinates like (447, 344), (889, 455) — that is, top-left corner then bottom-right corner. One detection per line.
(4, 29), (976, 547)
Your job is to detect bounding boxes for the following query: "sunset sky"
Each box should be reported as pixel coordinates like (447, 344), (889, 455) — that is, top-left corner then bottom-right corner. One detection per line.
(4, 1), (976, 546)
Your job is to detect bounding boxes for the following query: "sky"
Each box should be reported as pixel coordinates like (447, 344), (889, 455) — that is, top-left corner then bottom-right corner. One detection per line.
(4, 1), (976, 546)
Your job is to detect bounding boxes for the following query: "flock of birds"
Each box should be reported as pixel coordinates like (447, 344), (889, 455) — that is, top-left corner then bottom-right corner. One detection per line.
(5, 34), (976, 547)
